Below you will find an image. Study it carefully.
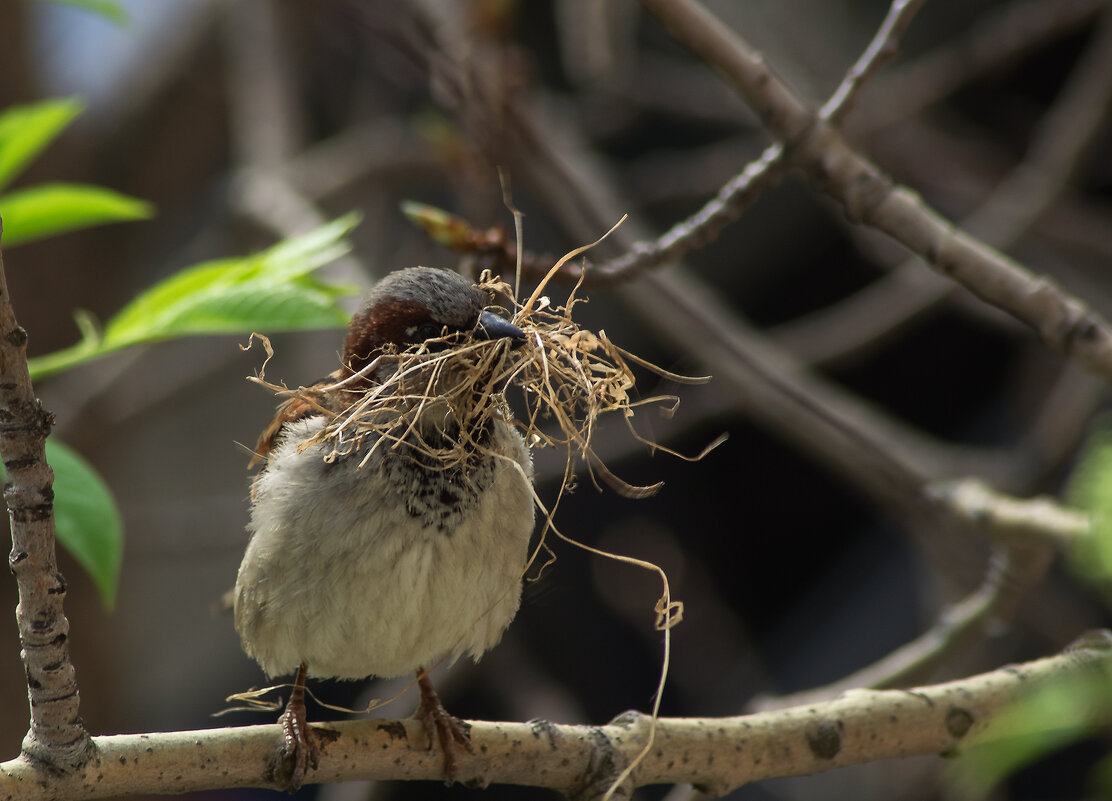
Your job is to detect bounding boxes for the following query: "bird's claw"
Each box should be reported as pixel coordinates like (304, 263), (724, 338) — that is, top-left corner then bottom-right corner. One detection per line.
(416, 673), (474, 783)
(277, 701), (320, 792)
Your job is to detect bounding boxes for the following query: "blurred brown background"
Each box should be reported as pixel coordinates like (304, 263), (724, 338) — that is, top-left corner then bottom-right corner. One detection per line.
(1, 0), (1111, 799)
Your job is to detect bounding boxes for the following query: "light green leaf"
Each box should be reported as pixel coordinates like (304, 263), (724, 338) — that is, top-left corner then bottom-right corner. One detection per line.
(259, 215), (360, 281)
(0, 440), (123, 610)
(38, 0), (129, 25)
(103, 212), (359, 345)
(27, 213), (361, 378)
(107, 281), (351, 341)
(0, 98), (84, 192)
(0, 183), (153, 247)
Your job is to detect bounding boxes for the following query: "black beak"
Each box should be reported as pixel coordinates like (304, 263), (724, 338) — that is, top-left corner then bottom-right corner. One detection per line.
(476, 310), (526, 345)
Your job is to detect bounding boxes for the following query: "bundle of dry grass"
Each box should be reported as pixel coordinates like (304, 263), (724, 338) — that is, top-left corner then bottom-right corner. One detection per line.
(250, 269), (712, 505)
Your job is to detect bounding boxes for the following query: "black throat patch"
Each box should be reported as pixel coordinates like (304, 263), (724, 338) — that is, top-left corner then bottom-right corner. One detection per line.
(380, 425), (497, 535)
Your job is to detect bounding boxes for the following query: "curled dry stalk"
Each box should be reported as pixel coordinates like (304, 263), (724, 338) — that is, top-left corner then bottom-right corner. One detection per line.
(244, 237), (722, 793)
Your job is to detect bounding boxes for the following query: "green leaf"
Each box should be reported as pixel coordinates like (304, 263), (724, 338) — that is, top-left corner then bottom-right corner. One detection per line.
(103, 212), (359, 345)
(38, 0), (129, 25)
(0, 440), (123, 610)
(1067, 421), (1112, 605)
(27, 213), (361, 378)
(48, 440), (123, 610)
(0, 97), (84, 192)
(0, 183), (153, 247)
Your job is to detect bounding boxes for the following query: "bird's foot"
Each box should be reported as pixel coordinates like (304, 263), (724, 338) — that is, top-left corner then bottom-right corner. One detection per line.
(275, 664), (319, 792)
(416, 669), (473, 783)
(277, 702), (320, 792)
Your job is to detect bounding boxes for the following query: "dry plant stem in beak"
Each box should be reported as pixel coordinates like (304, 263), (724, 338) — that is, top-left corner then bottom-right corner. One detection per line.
(244, 249), (722, 498)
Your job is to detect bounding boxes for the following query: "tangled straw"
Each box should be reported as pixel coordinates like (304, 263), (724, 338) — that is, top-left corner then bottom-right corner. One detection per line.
(247, 261), (716, 503)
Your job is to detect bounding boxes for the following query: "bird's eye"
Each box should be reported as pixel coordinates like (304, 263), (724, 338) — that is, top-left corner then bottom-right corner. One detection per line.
(416, 322), (444, 340)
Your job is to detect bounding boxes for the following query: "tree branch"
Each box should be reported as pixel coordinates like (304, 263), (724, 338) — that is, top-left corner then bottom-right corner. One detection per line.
(0, 221), (91, 770)
(639, 0), (1112, 383)
(775, 1), (1112, 368)
(929, 478), (1089, 549)
(2, 636), (1109, 799)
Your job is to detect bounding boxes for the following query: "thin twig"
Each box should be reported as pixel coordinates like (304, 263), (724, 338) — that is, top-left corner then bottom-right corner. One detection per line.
(928, 478), (1089, 549)
(522, 0), (919, 288)
(537, 0), (927, 309)
(575, 142), (788, 286)
(820, 0), (928, 125)
(0, 222), (91, 770)
(579, 0), (927, 311)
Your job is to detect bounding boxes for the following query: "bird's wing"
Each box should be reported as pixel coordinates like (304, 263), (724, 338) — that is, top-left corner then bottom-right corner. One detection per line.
(249, 370), (348, 470)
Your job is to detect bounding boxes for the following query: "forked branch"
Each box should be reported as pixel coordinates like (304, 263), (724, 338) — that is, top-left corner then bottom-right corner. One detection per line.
(639, 0), (1112, 382)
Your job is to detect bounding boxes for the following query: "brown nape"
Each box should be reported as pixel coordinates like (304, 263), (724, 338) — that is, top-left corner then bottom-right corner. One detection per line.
(249, 390), (334, 469)
(342, 297), (429, 376)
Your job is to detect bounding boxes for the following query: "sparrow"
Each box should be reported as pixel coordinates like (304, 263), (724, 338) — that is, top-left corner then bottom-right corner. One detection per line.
(233, 266), (535, 789)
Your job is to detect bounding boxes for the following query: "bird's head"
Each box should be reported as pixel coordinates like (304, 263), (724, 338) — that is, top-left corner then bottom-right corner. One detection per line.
(342, 267), (524, 380)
